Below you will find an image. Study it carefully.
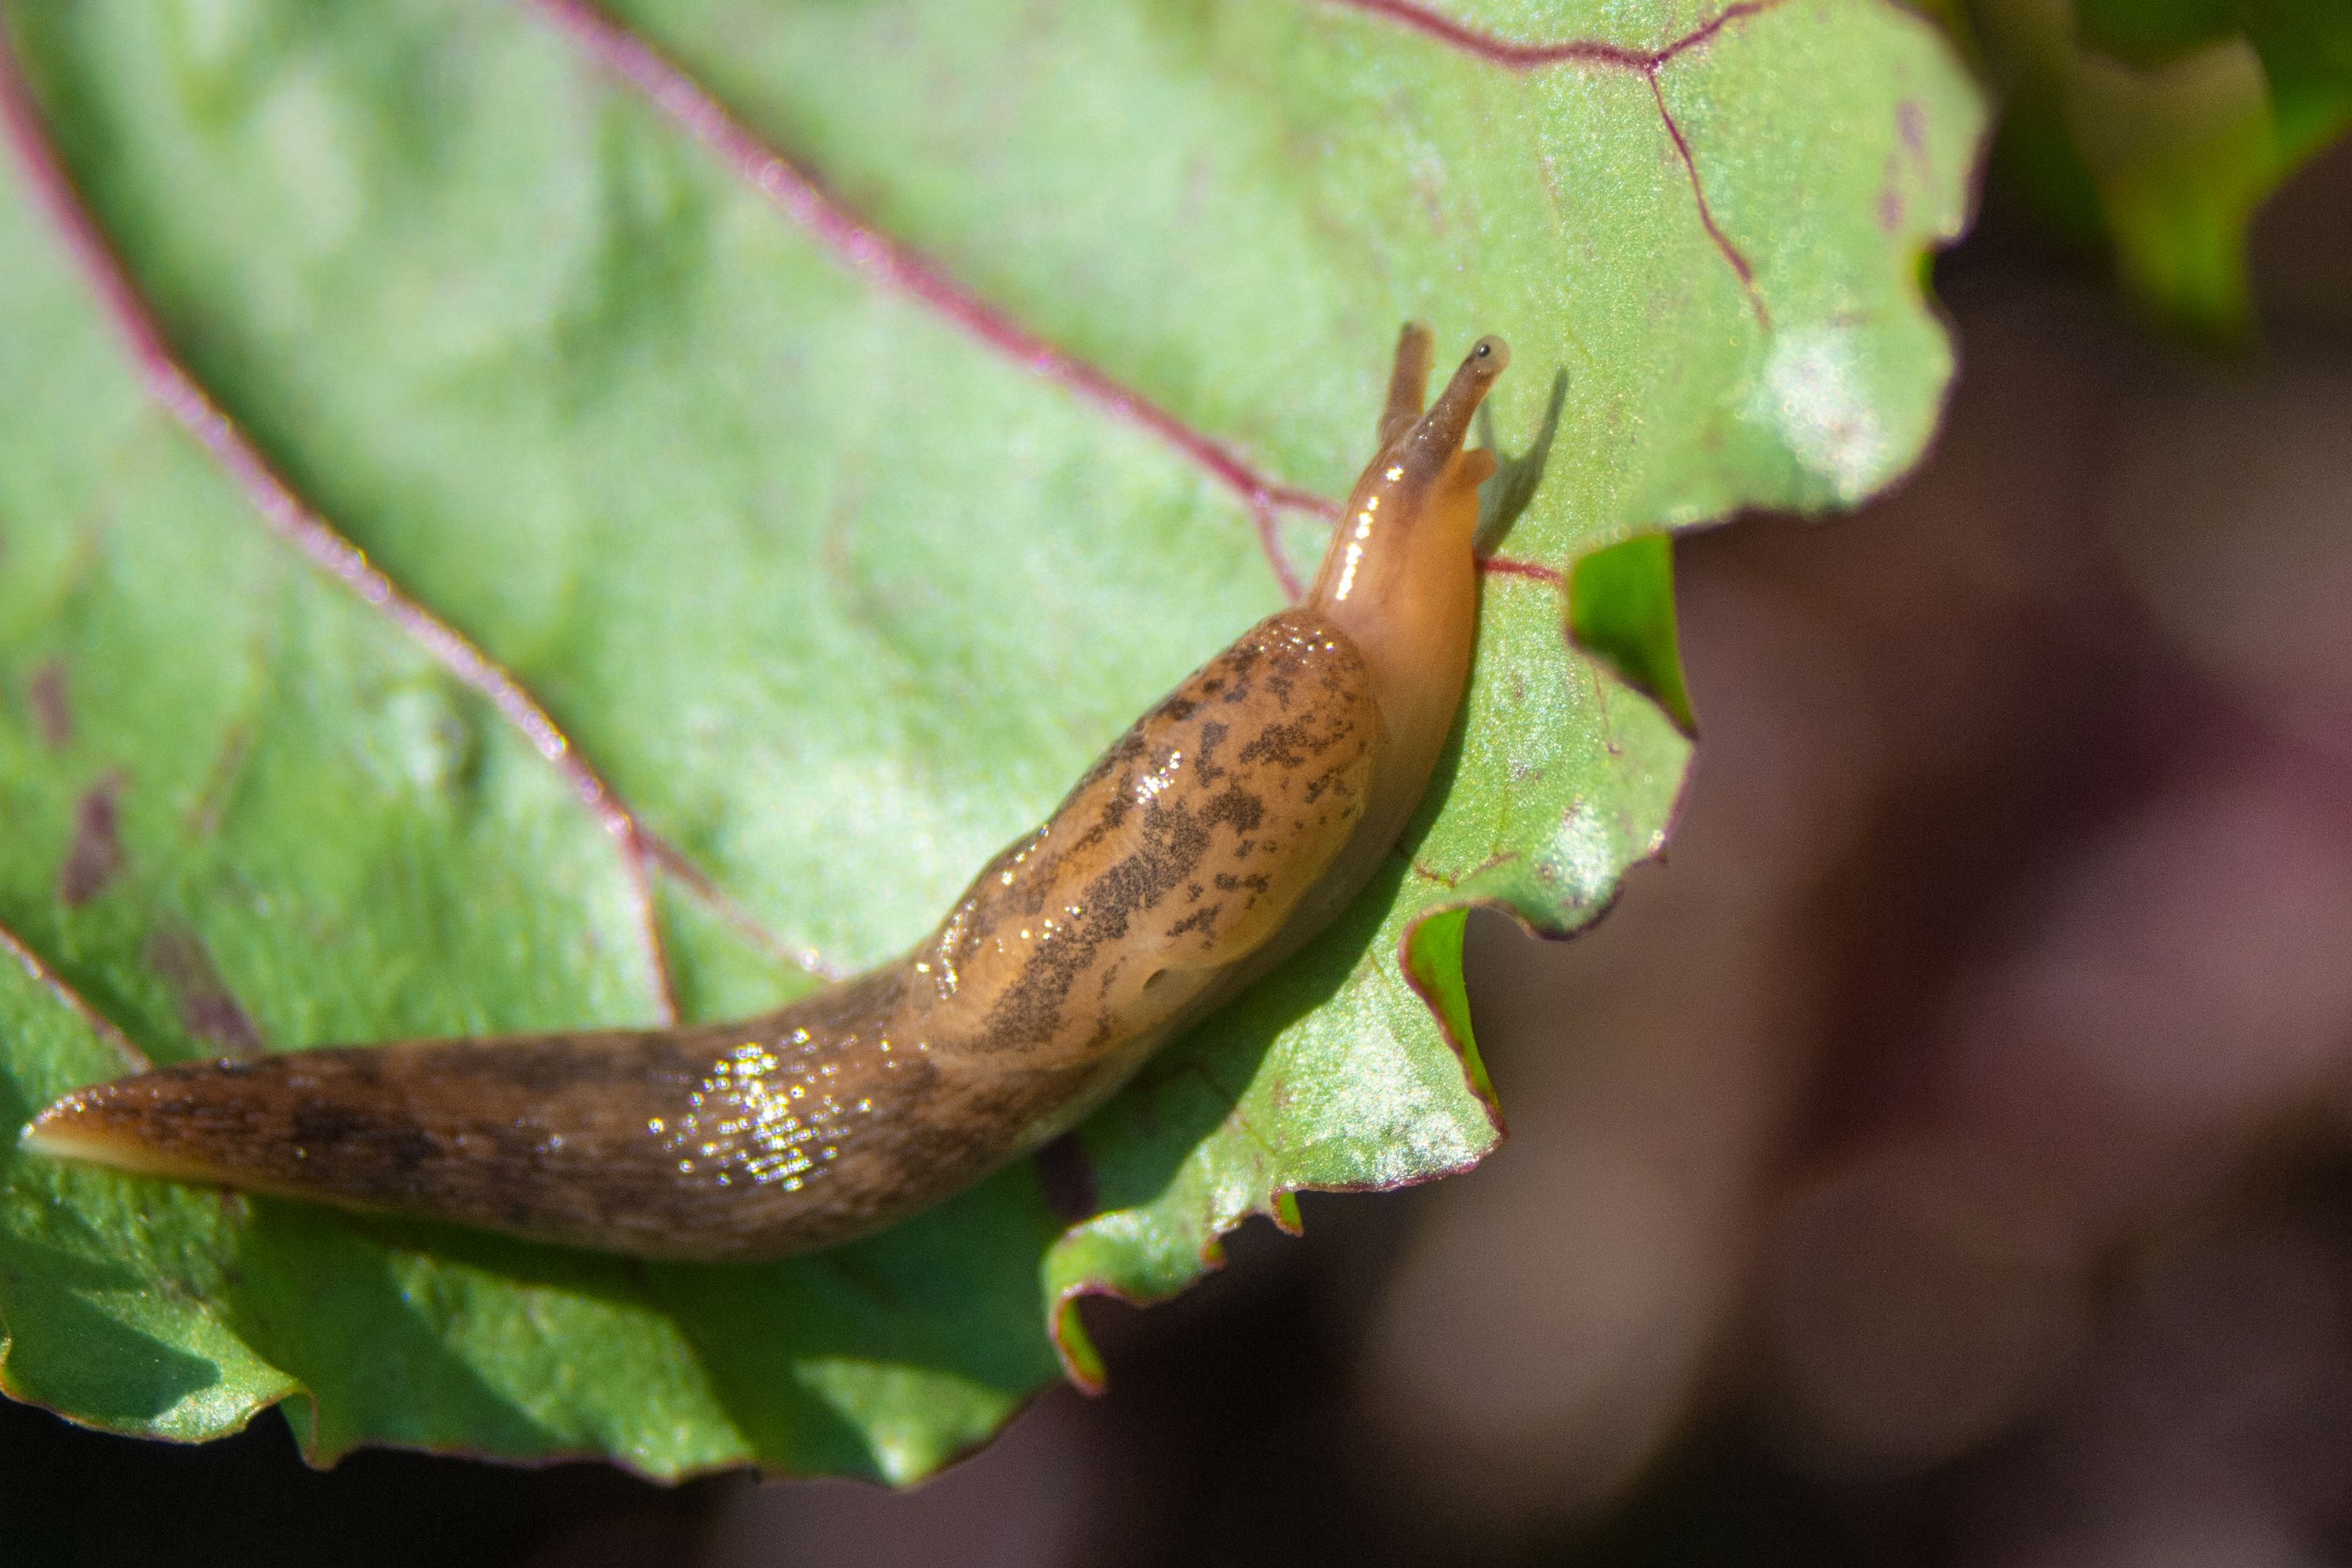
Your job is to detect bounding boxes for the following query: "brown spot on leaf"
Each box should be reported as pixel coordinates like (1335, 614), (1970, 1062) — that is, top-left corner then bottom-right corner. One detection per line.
(56, 775), (123, 906)
(144, 927), (267, 1058)
(27, 662), (71, 750)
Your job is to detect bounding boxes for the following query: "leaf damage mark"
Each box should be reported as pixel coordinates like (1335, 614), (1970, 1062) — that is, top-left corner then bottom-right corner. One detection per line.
(56, 774), (123, 906)
(1321, 0), (1782, 325)
(143, 927), (267, 1060)
(1898, 97), (1926, 155)
(27, 661), (71, 750)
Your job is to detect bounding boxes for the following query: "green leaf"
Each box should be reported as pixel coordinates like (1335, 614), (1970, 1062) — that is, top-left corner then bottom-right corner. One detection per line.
(0, 0), (1980, 1477)
(1962, 0), (2352, 336)
(1570, 535), (1696, 737)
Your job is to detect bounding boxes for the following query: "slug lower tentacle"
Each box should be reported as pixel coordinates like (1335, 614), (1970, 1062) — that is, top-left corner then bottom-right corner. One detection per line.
(25, 327), (1509, 1261)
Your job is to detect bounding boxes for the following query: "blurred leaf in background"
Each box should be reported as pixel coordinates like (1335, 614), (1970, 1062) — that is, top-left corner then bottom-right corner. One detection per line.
(0, 0), (1979, 1479)
(1953, 0), (2352, 337)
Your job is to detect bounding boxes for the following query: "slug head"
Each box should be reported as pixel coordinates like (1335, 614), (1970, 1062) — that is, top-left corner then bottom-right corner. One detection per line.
(1305, 330), (1507, 828)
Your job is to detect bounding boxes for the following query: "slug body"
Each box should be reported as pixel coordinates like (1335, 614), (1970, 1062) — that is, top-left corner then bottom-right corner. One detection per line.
(27, 329), (1508, 1261)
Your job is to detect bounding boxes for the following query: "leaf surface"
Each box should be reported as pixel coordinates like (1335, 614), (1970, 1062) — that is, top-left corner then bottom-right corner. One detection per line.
(0, 0), (1980, 1477)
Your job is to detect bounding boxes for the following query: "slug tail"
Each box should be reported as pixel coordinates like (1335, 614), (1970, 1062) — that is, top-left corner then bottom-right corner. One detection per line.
(24, 1041), (642, 1235)
(18, 1024), (877, 1261)
(24, 1084), (250, 1188)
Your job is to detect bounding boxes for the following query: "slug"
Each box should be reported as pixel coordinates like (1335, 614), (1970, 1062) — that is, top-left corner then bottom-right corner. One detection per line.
(24, 327), (1508, 1261)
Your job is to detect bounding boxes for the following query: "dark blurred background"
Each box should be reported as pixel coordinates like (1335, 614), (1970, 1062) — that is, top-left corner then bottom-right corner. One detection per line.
(5, 85), (2350, 1568)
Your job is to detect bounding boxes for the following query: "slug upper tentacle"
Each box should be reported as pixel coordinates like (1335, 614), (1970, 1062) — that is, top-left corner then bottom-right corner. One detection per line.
(26, 330), (1509, 1261)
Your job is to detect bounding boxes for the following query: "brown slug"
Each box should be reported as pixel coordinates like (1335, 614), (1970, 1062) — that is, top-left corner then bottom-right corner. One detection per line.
(24, 327), (1508, 1261)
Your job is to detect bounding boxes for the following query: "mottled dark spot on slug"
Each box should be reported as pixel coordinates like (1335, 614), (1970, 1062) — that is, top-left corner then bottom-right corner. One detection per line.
(980, 797), (1213, 1052)
(290, 1102), (392, 1155)
(1062, 771), (1134, 861)
(1216, 650), (1260, 704)
(477, 1035), (685, 1095)
(1195, 720), (1229, 782)
(1167, 904), (1222, 941)
(1240, 717), (1335, 769)
(1203, 785), (1265, 837)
